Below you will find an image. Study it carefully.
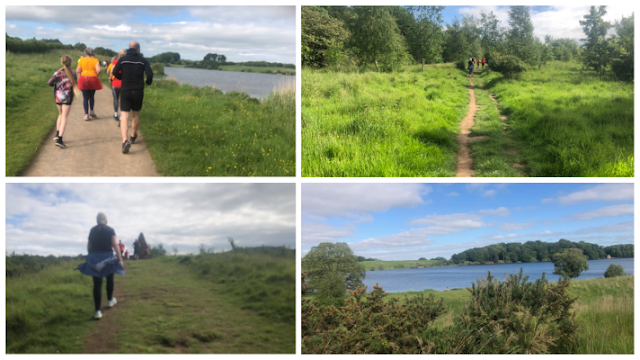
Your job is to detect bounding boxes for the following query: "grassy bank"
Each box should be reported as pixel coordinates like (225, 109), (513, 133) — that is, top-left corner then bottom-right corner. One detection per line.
(157, 63), (295, 75)
(302, 64), (469, 177)
(6, 250), (295, 353)
(141, 78), (295, 176)
(360, 259), (447, 271)
(479, 62), (633, 177)
(6, 50), (112, 176)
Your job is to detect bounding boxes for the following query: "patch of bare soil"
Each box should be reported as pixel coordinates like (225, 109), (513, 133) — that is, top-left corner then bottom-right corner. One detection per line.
(456, 78), (479, 177)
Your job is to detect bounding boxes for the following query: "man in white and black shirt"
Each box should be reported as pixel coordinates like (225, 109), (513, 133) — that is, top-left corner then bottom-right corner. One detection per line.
(112, 41), (153, 154)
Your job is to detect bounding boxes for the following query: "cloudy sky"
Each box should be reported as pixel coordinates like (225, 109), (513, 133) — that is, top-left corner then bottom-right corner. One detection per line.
(442, 5), (633, 42)
(5, 6), (295, 63)
(6, 183), (295, 256)
(302, 183), (634, 260)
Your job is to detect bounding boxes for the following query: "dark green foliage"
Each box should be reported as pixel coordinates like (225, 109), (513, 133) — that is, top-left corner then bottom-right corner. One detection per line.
(610, 13), (634, 82)
(604, 263), (625, 278)
(151, 63), (164, 75)
(580, 6), (612, 78)
(604, 244), (634, 258)
(6, 253), (84, 278)
(488, 53), (527, 78)
(552, 248), (589, 279)
(302, 284), (446, 353)
(94, 47), (117, 57)
(73, 42), (86, 51)
(303, 242), (366, 293)
(506, 6), (538, 65)
(454, 270), (578, 353)
(149, 52), (181, 64)
(301, 6), (350, 68)
(150, 243), (167, 257)
(6, 35), (73, 53)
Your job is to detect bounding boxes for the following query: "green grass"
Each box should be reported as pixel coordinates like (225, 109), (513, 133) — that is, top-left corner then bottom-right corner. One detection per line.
(302, 64), (469, 176)
(142, 79), (295, 176)
(6, 251), (295, 353)
(382, 275), (634, 353)
(5, 50), (113, 176)
(360, 259), (446, 271)
(479, 61), (633, 177)
(468, 71), (525, 177)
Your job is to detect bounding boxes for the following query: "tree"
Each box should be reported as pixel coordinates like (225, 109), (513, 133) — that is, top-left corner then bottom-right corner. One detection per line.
(579, 6), (612, 79)
(610, 13), (634, 82)
(479, 11), (505, 55)
(552, 248), (589, 279)
(407, 6), (445, 70)
(348, 6), (408, 71)
(604, 263), (626, 278)
(73, 42), (87, 51)
(506, 6), (538, 65)
(302, 7), (350, 68)
(418, 257), (427, 260)
(302, 242), (366, 296)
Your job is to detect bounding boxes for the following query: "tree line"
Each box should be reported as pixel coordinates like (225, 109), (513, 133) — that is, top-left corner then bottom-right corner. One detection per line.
(302, 6), (633, 81)
(450, 239), (633, 265)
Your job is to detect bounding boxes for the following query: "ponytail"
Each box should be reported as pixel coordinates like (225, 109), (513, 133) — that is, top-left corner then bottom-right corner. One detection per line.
(60, 55), (80, 97)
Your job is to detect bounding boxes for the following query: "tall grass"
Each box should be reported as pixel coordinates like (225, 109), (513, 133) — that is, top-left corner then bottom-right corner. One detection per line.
(141, 79), (295, 176)
(5, 50), (113, 176)
(481, 61), (633, 177)
(302, 64), (469, 177)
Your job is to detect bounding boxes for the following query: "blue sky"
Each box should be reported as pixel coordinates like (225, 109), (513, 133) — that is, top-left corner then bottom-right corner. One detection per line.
(5, 6), (295, 63)
(437, 5), (632, 42)
(302, 184), (634, 260)
(6, 184), (295, 256)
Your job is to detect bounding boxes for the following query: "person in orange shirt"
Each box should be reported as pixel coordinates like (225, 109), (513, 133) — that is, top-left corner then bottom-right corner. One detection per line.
(482, 57), (486, 69)
(107, 50), (125, 123)
(76, 47), (103, 121)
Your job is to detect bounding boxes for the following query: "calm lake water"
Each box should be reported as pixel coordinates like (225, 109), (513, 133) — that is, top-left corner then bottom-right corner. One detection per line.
(364, 258), (634, 293)
(163, 67), (292, 99)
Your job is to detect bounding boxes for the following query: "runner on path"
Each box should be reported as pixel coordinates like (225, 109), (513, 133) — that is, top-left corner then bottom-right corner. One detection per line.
(468, 58), (475, 77)
(107, 50), (126, 124)
(76, 212), (125, 320)
(76, 48), (103, 121)
(482, 57), (486, 68)
(112, 41), (153, 154)
(47, 55), (79, 148)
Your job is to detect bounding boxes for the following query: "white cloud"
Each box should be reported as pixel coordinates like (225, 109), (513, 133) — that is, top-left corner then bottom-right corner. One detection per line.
(446, 192), (459, 197)
(483, 190), (496, 197)
(302, 183), (430, 218)
(497, 221), (536, 231)
(350, 228), (434, 252)
(301, 221), (356, 250)
(557, 184), (634, 204)
(6, 184), (295, 256)
(575, 221), (634, 234)
(572, 204), (634, 221)
(479, 207), (510, 217)
(484, 230), (565, 241)
(409, 213), (486, 234)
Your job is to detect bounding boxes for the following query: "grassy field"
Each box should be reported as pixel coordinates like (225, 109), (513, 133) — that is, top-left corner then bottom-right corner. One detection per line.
(479, 62), (633, 177)
(302, 64), (469, 177)
(141, 79), (295, 176)
(6, 50), (295, 176)
(383, 275), (634, 353)
(5, 50), (113, 176)
(6, 250), (295, 353)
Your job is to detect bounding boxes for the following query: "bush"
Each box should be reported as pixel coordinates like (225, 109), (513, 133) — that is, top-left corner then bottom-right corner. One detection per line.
(604, 263), (626, 278)
(452, 269), (578, 354)
(488, 53), (527, 79)
(150, 243), (167, 257)
(151, 63), (165, 75)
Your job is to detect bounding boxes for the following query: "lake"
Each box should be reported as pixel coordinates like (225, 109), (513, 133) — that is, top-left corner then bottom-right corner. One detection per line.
(163, 67), (292, 99)
(363, 258), (634, 293)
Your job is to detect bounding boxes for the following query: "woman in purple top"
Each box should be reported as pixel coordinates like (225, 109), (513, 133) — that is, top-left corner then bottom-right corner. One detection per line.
(47, 55), (79, 148)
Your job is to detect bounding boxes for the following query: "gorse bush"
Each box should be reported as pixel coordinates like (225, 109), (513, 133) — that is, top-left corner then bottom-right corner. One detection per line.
(488, 53), (527, 78)
(454, 270), (578, 354)
(604, 263), (625, 278)
(303, 269), (579, 354)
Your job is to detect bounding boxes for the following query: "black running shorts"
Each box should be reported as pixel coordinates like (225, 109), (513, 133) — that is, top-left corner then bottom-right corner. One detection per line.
(120, 89), (144, 112)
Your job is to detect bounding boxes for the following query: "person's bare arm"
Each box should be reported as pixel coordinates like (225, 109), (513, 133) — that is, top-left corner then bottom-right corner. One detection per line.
(76, 64), (82, 74)
(95, 62), (101, 75)
(111, 235), (124, 267)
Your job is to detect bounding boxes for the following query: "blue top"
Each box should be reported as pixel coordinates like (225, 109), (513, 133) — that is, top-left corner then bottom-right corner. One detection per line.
(76, 251), (125, 278)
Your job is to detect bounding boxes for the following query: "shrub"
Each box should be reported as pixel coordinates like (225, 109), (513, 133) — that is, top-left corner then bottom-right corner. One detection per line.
(453, 269), (578, 354)
(604, 263), (626, 278)
(151, 63), (165, 75)
(150, 243), (167, 257)
(488, 53), (527, 78)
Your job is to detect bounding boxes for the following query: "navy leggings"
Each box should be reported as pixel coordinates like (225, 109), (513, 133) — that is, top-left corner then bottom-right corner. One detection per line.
(93, 274), (114, 311)
(82, 90), (96, 114)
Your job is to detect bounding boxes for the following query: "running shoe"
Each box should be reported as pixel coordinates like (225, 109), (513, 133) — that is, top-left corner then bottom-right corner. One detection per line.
(114, 114), (119, 121)
(55, 138), (66, 148)
(84, 115), (90, 121)
(118, 120), (120, 128)
(54, 135), (59, 141)
(90, 112), (97, 118)
(122, 140), (131, 154)
(94, 310), (102, 320)
(107, 297), (117, 308)
(130, 134), (137, 144)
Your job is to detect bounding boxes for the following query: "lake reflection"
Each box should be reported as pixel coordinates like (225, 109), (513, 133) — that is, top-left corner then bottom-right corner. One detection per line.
(163, 67), (293, 99)
(363, 258), (634, 293)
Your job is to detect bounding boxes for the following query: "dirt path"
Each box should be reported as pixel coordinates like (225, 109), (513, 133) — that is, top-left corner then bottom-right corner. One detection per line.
(456, 77), (479, 177)
(22, 84), (159, 176)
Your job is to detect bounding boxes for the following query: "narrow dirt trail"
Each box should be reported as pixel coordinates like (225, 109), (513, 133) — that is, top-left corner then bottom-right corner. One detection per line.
(22, 84), (159, 176)
(455, 77), (479, 177)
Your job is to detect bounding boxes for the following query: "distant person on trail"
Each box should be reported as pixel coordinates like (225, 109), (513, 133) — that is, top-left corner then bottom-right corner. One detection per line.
(133, 239), (139, 260)
(112, 41), (154, 154)
(124, 250), (129, 259)
(76, 47), (102, 121)
(47, 55), (79, 149)
(482, 57), (486, 68)
(76, 212), (125, 320)
(477, 59), (480, 68)
(108, 50), (126, 124)
(467, 58), (474, 77)
(118, 240), (125, 257)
